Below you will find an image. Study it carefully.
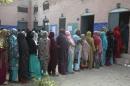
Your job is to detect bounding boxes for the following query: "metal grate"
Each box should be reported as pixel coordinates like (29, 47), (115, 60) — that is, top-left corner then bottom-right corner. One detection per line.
(17, 6), (28, 13)
(43, 1), (49, 11)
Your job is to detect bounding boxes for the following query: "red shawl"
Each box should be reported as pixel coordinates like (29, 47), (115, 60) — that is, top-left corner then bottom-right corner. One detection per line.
(113, 26), (124, 58)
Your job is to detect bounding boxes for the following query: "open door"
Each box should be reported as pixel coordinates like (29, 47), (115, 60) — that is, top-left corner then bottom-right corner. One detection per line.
(80, 15), (94, 34)
(119, 11), (130, 53)
(108, 8), (130, 53)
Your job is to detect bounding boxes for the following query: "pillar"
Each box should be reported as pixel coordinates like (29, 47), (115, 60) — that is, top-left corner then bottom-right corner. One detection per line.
(28, 0), (33, 30)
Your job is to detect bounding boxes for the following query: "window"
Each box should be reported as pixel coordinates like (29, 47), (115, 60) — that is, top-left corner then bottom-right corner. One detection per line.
(17, 6), (28, 13)
(43, 1), (49, 11)
(34, 6), (38, 13)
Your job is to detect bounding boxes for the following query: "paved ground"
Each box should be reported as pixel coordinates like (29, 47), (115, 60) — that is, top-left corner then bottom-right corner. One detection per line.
(2, 64), (130, 86)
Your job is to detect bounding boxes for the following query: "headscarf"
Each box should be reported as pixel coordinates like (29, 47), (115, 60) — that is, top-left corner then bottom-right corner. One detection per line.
(21, 31), (26, 36)
(113, 26), (123, 47)
(40, 31), (48, 39)
(76, 30), (81, 36)
(26, 31), (34, 39)
(86, 31), (92, 37)
(93, 31), (101, 47)
(81, 33), (90, 47)
(106, 30), (114, 57)
(86, 31), (96, 52)
(93, 31), (102, 53)
(49, 32), (57, 49)
(17, 32), (26, 41)
(113, 26), (122, 39)
(26, 31), (37, 54)
(49, 32), (54, 39)
(11, 28), (17, 36)
(81, 34), (86, 40)
(17, 32), (29, 55)
(0, 29), (9, 48)
(107, 30), (113, 37)
(0, 30), (5, 48)
(113, 26), (124, 58)
(59, 29), (65, 35)
(65, 31), (75, 46)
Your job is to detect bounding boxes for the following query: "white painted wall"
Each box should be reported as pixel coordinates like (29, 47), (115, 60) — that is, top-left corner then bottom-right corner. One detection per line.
(34, 0), (130, 26)
(0, 0), (29, 26)
(32, 0), (130, 54)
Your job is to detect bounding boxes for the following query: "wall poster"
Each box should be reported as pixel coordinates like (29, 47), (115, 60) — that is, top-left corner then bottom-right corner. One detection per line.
(67, 23), (79, 35)
(49, 24), (58, 37)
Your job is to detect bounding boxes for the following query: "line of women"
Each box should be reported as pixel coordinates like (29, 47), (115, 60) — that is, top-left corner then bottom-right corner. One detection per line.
(0, 27), (123, 85)
(0, 29), (48, 84)
(55, 28), (123, 74)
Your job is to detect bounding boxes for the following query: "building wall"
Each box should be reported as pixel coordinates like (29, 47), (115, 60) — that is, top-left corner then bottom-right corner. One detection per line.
(35, 0), (130, 26)
(0, 0), (30, 27)
(34, 0), (130, 54)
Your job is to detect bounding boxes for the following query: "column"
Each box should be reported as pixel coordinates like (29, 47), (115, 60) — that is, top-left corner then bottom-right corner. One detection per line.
(28, 0), (33, 30)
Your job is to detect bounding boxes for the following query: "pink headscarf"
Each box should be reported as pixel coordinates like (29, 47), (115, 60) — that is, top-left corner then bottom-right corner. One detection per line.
(65, 31), (75, 46)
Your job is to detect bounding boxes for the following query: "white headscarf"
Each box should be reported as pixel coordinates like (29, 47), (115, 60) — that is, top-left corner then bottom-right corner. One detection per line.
(65, 31), (75, 46)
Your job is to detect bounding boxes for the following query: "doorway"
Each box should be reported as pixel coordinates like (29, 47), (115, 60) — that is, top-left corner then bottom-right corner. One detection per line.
(80, 15), (94, 35)
(119, 11), (130, 53)
(108, 10), (130, 53)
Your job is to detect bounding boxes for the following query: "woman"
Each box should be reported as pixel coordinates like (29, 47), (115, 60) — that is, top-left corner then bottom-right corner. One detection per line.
(17, 32), (30, 83)
(56, 29), (68, 75)
(65, 31), (75, 73)
(48, 32), (58, 76)
(86, 31), (96, 69)
(26, 31), (41, 79)
(93, 31), (102, 68)
(100, 32), (108, 66)
(106, 31), (114, 65)
(32, 30), (38, 45)
(8, 29), (19, 82)
(38, 31), (50, 76)
(73, 30), (82, 71)
(113, 26), (124, 58)
(80, 34), (90, 69)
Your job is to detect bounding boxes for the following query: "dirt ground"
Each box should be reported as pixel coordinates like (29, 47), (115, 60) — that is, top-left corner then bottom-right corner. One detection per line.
(2, 64), (130, 86)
